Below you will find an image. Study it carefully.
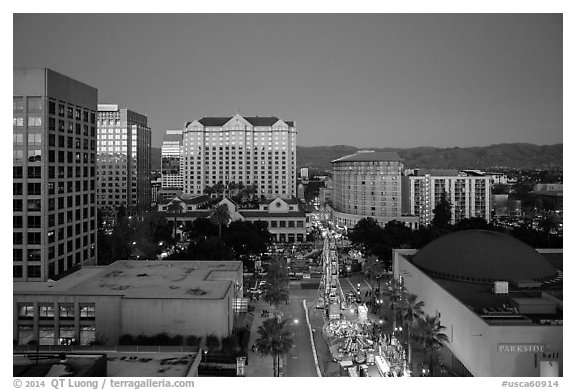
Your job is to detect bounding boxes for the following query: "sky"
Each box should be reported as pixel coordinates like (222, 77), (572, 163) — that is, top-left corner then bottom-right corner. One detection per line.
(13, 13), (562, 149)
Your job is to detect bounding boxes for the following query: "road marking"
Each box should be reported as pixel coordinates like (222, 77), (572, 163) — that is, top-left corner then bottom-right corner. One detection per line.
(302, 299), (322, 377)
(346, 278), (356, 290)
(363, 278), (373, 291)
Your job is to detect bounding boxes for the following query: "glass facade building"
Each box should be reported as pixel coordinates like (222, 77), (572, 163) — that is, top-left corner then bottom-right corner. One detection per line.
(13, 68), (98, 281)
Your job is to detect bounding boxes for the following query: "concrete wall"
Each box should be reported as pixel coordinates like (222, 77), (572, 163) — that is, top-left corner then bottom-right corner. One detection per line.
(393, 250), (563, 377)
(121, 297), (233, 339)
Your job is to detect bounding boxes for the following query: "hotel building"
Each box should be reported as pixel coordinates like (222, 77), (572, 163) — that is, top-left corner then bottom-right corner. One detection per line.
(331, 150), (419, 229)
(96, 105), (151, 219)
(405, 170), (491, 225)
(13, 68), (98, 281)
(181, 114), (297, 198)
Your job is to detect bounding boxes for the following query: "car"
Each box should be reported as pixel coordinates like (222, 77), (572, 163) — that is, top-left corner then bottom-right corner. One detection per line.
(247, 288), (262, 295)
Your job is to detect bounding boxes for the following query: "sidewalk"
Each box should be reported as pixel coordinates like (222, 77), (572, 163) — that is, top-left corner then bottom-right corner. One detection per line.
(245, 300), (275, 377)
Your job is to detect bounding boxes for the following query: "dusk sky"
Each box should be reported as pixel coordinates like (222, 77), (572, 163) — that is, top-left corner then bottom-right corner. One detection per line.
(13, 13), (562, 149)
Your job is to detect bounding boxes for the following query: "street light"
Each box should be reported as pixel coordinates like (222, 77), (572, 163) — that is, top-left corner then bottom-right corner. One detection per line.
(203, 350), (208, 363)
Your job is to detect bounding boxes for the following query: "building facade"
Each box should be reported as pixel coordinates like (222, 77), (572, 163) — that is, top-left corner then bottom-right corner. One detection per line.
(13, 68), (98, 281)
(14, 261), (243, 345)
(181, 114), (297, 198)
(161, 129), (183, 190)
(331, 150), (419, 229)
(407, 171), (492, 225)
(393, 230), (562, 377)
(96, 105), (151, 219)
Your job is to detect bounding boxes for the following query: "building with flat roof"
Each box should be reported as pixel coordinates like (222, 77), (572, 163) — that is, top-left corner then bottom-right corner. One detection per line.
(96, 104), (151, 220)
(161, 129), (183, 190)
(182, 114), (297, 198)
(13, 260), (243, 346)
(331, 150), (419, 229)
(13, 68), (98, 281)
(404, 169), (492, 225)
(393, 230), (562, 377)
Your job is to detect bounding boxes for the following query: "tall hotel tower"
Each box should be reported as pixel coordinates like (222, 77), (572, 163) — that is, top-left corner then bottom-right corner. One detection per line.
(161, 129), (183, 190)
(96, 105), (151, 219)
(13, 68), (98, 281)
(182, 114), (297, 198)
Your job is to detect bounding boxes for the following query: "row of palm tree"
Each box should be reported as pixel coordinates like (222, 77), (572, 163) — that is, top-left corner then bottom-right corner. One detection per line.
(165, 200), (231, 240)
(382, 278), (449, 376)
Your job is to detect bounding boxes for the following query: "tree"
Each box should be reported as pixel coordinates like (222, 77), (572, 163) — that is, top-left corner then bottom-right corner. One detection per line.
(362, 256), (388, 291)
(254, 317), (295, 377)
(398, 293), (425, 371)
(166, 199), (184, 240)
(264, 256), (290, 314)
(431, 191), (452, 229)
(205, 334), (220, 352)
(210, 203), (231, 239)
(454, 217), (490, 231)
(413, 314), (449, 376)
(187, 237), (233, 260)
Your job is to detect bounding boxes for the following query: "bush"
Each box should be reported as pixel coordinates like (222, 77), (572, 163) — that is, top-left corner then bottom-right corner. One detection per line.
(205, 334), (220, 352)
(221, 335), (240, 354)
(186, 335), (201, 347)
(119, 334), (134, 345)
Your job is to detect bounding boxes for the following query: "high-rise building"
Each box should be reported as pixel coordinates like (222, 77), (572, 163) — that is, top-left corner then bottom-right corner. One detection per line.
(300, 167), (309, 181)
(96, 105), (151, 219)
(182, 114), (297, 198)
(13, 68), (98, 281)
(160, 129), (183, 190)
(406, 170), (492, 225)
(331, 150), (419, 229)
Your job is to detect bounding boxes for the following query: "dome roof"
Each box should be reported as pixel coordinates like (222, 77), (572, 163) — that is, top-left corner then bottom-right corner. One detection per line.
(412, 230), (557, 283)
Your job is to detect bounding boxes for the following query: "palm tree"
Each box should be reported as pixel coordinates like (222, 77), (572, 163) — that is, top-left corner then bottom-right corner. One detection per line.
(362, 256), (387, 291)
(166, 199), (184, 240)
(413, 314), (449, 376)
(384, 277), (405, 332)
(398, 293), (425, 371)
(210, 203), (230, 239)
(255, 317), (295, 377)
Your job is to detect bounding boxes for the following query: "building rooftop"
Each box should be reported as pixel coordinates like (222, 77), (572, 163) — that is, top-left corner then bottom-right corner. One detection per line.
(162, 130), (183, 142)
(412, 230), (558, 283)
(13, 261), (242, 300)
(332, 150), (403, 163)
(240, 210), (306, 218)
(197, 116), (294, 127)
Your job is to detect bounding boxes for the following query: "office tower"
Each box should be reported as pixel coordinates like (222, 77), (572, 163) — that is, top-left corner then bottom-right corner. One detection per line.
(182, 114), (297, 198)
(13, 68), (98, 281)
(96, 105), (151, 219)
(331, 150), (419, 229)
(407, 170), (492, 225)
(161, 129), (183, 190)
(300, 167), (309, 181)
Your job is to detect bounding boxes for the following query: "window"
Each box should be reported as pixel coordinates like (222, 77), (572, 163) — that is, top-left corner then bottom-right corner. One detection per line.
(13, 166), (23, 179)
(13, 266), (23, 279)
(14, 97), (24, 111)
(18, 303), (34, 319)
(59, 304), (75, 319)
(13, 248), (23, 261)
(14, 199), (23, 212)
(27, 116), (42, 127)
(39, 326), (55, 345)
(80, 326), (95, 345)
(27, 200), (41, 211)
(28, 149), (42, 162)
(28, 233), (42, 245)
(28, 216), (41, 228)
(39, 304), (54, 319)
(27, 97), (43, 111)
(28, 133), (42, 145)
(13, 133), (24, 145)
(79, 304), (95, 319)
(13, 183), (23, 195)
(13, 232), (23, 244)
(28, 183), (41, 195)
(49, 101), (56, 115)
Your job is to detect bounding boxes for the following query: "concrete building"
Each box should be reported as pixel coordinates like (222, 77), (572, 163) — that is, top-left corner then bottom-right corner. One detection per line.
(530, 184), (563, 211)
(405, 170), (492, 225)
(161, 129), (183, 190)
(331, 150), (419, 229)
(181, 114), (297, 198)
(13, 68), (98, 281)
(96, 104), (151, 220)
(393, 230), (562, 377)
(159, 196), (308, 242)
(300, 167), (309, 181)
(13, 260), (244, 346)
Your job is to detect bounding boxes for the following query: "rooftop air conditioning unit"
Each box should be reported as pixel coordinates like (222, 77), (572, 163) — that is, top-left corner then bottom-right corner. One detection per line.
(494, 281), (509, 295)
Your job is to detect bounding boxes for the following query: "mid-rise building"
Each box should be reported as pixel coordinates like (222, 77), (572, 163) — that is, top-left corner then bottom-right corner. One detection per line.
(181, 114), (297, 198)
(406, 170), (492, 225)
(331, 150), (419, 229)
(300, 167), (309, 181)
(161, 129), (183, 190)
(96, 105), (151, 219)
(13, 68), (98, 281)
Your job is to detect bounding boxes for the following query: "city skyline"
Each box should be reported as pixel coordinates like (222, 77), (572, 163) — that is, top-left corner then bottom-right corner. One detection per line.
(13, 14), (562, 149)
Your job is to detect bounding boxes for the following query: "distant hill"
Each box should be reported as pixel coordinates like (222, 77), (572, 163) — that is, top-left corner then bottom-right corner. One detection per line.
(297, 143), (562, 170)
(151, 143), (562, 173)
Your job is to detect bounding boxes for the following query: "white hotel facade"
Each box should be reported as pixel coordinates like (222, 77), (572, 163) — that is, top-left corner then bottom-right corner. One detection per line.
(181, 114), (297, 198)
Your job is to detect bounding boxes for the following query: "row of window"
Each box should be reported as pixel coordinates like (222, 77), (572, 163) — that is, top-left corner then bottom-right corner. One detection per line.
(17, 325), (95, 346)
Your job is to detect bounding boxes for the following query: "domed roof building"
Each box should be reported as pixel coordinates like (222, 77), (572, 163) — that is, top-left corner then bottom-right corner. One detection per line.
(412, 230), (558, 283)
